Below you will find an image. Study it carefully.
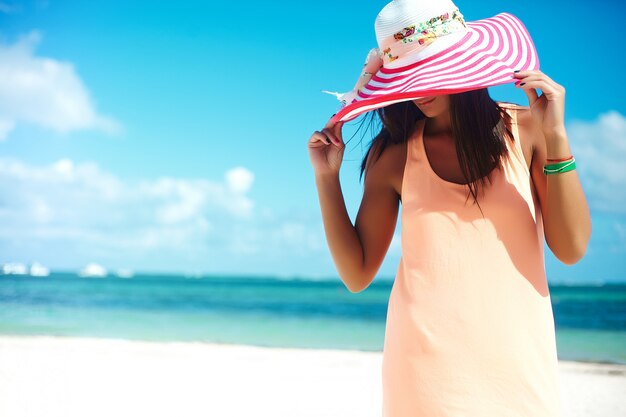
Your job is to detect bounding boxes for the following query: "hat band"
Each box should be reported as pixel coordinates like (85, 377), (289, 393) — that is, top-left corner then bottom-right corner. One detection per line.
(379, 8), (468, 65)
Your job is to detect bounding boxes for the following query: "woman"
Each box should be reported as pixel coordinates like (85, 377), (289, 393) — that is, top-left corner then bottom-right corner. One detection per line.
(307, 1), (591, 415)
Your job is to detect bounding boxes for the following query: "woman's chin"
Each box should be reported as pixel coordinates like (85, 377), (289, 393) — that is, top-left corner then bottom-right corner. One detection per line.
(419, 108), (437, 116)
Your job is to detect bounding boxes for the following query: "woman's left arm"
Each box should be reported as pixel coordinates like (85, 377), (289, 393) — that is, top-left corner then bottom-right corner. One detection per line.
(514, 69), (592, 265)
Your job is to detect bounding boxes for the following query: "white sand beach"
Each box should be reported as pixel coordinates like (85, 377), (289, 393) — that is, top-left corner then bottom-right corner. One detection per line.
(0, 335), (624, 417)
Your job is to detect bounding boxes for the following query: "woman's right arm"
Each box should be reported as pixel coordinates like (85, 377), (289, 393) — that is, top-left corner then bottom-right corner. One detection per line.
(308, 120), (400, 293)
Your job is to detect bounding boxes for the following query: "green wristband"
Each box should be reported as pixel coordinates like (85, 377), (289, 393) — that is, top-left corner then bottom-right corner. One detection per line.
(543, 159), (576, 175)
(544, 159), (574, 170)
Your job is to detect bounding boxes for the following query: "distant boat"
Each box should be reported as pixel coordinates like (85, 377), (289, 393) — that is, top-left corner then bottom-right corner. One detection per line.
(116, 268), (134, 279)
(29, 262), (50, 277)
(1, 262), (28, 275)
(78, 263), (107, 278)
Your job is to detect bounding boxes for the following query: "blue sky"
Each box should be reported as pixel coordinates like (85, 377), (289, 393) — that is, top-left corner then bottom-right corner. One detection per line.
(0, 0), (624, 283)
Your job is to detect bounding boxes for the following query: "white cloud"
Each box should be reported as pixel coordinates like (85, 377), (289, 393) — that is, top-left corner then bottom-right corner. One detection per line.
(0, 157), (325, 270)
(567, 110), (626, 214)
(0, 157), (253, 250)
(225, 166), (254, 194)
(137, 167), (255, 222)
(0, 31), (121, 140)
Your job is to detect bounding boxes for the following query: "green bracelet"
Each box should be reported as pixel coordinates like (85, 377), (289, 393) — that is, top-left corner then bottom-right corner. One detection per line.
(544, 160), (572, 170)
(543, 158), (576, 175)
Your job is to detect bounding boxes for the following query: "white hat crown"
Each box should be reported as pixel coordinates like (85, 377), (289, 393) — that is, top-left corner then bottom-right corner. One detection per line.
(375, 0), (460, 45)
(374, 0), (469, 68)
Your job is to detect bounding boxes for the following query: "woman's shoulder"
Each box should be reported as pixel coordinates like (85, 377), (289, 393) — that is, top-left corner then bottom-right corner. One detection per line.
(363, 134), (408, 200)
(496, 100), (528, 109)
(496, 101), (535, 128)
(364, 128), (412, 171)
(496, 101), (529, 115)
(496, 101), (536, 167)
(497, 101), (538, 128)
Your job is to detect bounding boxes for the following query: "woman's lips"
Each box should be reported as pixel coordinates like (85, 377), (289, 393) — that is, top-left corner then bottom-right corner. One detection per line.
(416, 97), (435, 105)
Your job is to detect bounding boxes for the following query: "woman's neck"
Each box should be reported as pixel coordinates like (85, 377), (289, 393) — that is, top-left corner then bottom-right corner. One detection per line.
(424, 112), (452, 136)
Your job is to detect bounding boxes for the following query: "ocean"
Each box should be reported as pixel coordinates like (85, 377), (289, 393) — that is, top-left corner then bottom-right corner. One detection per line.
(1, 272), (624, 364)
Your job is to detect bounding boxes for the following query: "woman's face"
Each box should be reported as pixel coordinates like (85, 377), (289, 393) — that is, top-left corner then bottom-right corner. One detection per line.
(412, 94), (450, 117)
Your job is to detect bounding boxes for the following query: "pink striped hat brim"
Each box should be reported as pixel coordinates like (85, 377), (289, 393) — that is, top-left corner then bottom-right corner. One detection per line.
(331, 12), (538, 124)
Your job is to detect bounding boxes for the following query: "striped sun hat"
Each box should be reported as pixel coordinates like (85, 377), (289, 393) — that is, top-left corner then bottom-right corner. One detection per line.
(324, 0), (540, 123)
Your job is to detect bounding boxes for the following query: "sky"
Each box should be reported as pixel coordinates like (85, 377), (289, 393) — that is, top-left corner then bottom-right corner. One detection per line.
(0, 0), (624, 283)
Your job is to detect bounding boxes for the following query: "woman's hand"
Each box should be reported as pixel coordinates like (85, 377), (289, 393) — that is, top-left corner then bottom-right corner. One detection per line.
(514, 69), (566, 138)
(308, 116), (345, 177)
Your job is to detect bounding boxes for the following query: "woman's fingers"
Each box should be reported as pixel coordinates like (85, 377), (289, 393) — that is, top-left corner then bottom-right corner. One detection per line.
(321, 127), (340, 146)
(323, 113), (338, 129)
(331, 120), (345, 140)
(514, 70), (561, 93)
(322, 114), (345, 139)
(310, 131), (332, 146)
(321, 128), (334, 144)
(310, 114), (345, 148)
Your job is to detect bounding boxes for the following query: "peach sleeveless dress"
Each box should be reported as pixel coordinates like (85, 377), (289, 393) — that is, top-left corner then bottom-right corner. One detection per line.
(382, 103), (562, 416)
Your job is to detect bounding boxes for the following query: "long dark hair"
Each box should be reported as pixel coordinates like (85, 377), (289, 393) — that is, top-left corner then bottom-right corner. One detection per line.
(357, 88), (516, 214)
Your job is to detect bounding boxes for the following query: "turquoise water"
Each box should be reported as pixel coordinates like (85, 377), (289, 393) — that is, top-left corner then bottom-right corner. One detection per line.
(1, 272), (624, 363)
